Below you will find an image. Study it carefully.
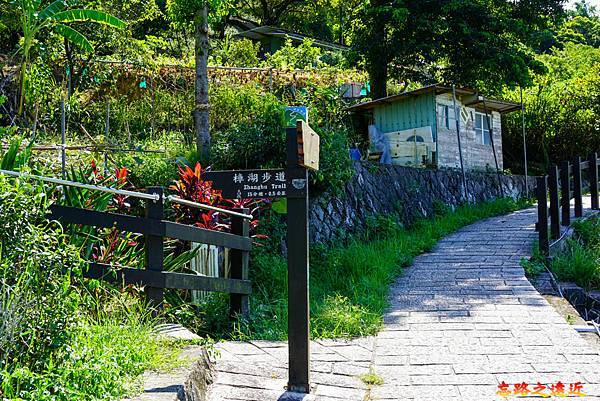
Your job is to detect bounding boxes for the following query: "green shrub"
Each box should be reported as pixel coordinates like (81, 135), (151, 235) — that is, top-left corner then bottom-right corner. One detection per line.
(310, 127), (354, 193)
(572, 217), (600, 250)
(266, 38), (323, 70)
(210, 83), (284, 134)
(210, 84), (286, 170)
(0, 172), (183, 401)
(548, 216), (600, 291)
(116, 152), (180, 188)
(0, 175), (81, 370)
(552, 239), (600, 290)
(210, 37), (261, 67)
(1, 292), (181, 401)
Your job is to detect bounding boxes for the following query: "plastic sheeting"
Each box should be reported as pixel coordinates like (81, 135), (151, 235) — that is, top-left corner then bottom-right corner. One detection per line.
(368, 124), (392, 164)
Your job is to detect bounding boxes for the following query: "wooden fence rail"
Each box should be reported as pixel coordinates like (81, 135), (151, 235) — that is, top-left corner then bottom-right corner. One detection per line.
(47, 186), (251, 317)
(536, 152), (600, 257)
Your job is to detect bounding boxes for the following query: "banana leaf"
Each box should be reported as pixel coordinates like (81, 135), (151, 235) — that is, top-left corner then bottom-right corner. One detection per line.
(51, 9), (125, 29)
(54, 24), (93, 52)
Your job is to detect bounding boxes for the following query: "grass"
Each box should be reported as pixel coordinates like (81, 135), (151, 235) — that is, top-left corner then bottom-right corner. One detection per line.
(550, 216), (600, 291)
(360, 368), (384, 386)
(520, 241), (546, 278)
(235, 197), (531, 340)
(1, 291), (186, 401)
(524, 215), (600, 292)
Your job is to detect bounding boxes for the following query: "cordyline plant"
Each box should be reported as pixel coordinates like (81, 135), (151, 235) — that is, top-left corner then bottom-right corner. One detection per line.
(59, 161), (142, 266)
(170, 162), (225, 231)
(169, 162), (262, 234)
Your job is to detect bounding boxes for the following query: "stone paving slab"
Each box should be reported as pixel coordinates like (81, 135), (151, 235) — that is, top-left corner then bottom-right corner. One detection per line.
(206, 205), (600, 401)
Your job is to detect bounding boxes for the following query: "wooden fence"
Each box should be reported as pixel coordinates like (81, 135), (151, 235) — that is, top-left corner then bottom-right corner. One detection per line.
(536, 153), (600, 256)
(48, 186), (252, 317)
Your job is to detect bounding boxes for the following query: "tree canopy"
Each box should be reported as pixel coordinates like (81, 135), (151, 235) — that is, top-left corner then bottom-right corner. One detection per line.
(348, 0), (565, 99)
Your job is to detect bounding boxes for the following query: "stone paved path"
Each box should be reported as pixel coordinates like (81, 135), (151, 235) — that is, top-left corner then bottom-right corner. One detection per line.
(207, 207), (600, 401)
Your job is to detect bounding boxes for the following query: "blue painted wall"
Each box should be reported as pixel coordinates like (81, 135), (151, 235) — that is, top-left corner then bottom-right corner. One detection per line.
(373, 92), (437, 140)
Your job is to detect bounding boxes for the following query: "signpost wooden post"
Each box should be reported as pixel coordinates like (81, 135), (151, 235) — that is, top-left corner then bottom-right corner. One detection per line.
(205, 120), (320, 395)
(286, 120), (319, 395)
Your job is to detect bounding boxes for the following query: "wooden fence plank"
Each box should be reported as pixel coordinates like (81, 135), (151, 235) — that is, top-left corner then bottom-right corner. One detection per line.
(85, 263), (252, 294)
(164, 272), (252, 294)
(85, 263), (166, 287)
(590, 153), (599, 210)
(560, 161), (571, 226)
(145, 187), (165, 305)
(549, 165), (561, 239)
(164, 221), (252, 251)
(537, 176), (549, 256)
(573, 157), (583, 218)
(229, 208), (250, 317)
(49, 204), (165, 236)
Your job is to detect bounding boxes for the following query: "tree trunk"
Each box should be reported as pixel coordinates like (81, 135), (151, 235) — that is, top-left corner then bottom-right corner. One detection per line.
(368, 17), (388, 100)
(194, 3), (210, 160)
(369, 62), (388, 100)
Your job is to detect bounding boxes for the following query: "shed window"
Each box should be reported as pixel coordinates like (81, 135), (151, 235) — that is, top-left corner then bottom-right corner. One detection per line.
(475, 112), (493, 145)
(437, 104), (455, 130)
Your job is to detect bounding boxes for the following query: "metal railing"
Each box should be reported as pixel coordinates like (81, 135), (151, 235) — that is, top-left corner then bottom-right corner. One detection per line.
(0, 169), (160, 201)
(167, 195), (253, 220)
(0, 169), (255, 220)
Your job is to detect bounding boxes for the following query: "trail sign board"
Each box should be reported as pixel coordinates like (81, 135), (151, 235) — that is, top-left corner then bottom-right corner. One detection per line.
(296, 120), (320, 171)
(285, 106), (308, 128)
(203, 169), (287, 199)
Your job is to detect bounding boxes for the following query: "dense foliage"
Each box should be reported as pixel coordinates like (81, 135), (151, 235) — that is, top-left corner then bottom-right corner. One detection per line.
(0, 0), (599, 398)
(502, 42), (600, 172)
(552, 216), (600, 291)
(0, 171), (182, 400)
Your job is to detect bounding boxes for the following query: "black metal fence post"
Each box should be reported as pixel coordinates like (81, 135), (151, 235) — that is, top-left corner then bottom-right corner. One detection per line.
(560, 161), (571, 226)
(573, 156), (583, 218)
(537, 176), (549, 256)
(549, 165), (560, 239)
(230, 208), (250, 318)
(145, 187), (164, 306)
(286, 126), (311, 394)
(590, 153), (599, 210)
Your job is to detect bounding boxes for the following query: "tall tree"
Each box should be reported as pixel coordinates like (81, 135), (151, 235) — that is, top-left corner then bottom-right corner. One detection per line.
(232, 0), (306, 26)
(168, 0), (230, 159)
(350, 0), (565, 99)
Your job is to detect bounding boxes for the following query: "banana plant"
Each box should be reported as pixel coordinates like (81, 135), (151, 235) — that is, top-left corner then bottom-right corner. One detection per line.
(15, 0), (126, 114)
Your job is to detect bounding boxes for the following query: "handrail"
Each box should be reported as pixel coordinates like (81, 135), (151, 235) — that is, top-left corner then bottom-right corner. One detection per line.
(167, 195), (253, 220)
(0, 169), (255, 218)
(1, 144), (165, 154)
(0, 169), (161, 202)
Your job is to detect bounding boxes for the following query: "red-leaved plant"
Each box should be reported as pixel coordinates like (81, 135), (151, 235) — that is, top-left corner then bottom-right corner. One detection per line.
(170, 163), (226, 231)
(170, 162), (265, 236)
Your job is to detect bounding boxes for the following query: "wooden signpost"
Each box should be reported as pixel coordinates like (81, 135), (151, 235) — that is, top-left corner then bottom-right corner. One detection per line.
(204, 120), (319, 395)
(285, 120), (319, 394)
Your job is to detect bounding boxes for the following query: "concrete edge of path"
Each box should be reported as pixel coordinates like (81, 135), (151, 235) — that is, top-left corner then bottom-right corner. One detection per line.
(123, 325), (215, 401)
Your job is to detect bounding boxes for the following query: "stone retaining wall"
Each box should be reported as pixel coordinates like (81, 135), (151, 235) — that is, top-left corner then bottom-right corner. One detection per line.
(309, 162), (535, 243)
